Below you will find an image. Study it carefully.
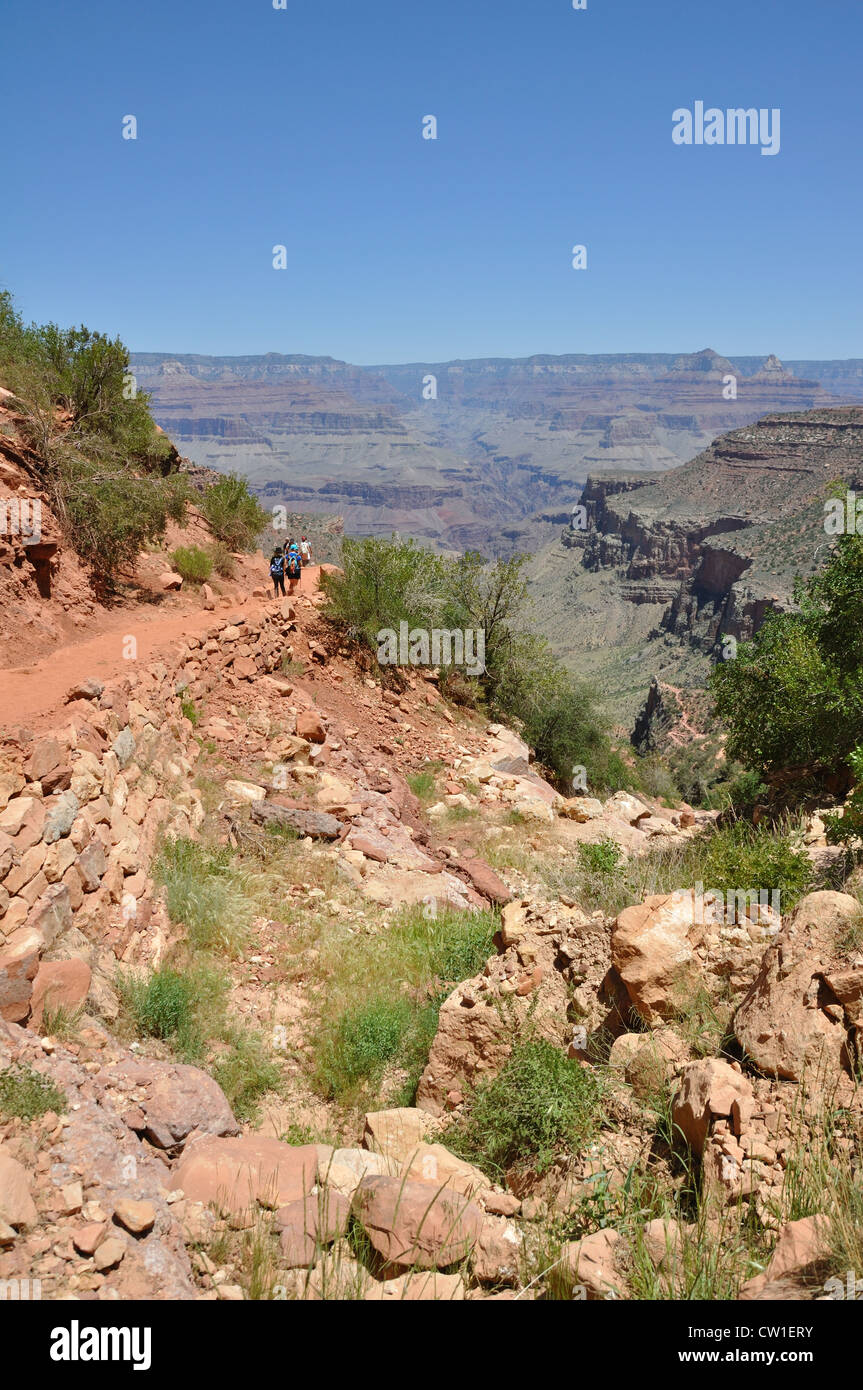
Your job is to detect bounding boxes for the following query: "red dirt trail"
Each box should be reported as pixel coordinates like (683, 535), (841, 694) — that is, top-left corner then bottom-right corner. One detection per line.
(0, 565), (326, 733)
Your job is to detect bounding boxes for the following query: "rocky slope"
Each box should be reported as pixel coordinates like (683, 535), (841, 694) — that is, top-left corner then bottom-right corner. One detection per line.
(2, 536), (860, 1302)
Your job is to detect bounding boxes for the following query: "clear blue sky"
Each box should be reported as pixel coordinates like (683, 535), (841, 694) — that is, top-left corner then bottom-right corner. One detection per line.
(2, 0), (860, 363)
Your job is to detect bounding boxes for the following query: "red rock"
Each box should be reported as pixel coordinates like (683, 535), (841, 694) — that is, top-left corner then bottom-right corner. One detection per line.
(296, 712), (326, 744)
(29, 958), (91, 1030)
(113, 1199), (156, 1236)
(65, 679), (104, 703)
(105, 1058), (239, 1149)
(25, 738), (63, 783)
(73, 1222), (106, 1256)
(672, 1059), (754, 1156)
(275, 1190), (351, 1266)
(352, 1175), (483, 1269)
(457, 856), (512, 906)
(735, 891), (861, 1082)
(0, 927), (45, 1023)
(350, 834), (389, 863)
(0, 1151), (39, 1229)
(173, 1137), (318, 1219)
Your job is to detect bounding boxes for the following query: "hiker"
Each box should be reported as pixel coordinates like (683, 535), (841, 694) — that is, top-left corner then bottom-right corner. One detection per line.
(299, 535), (312, 567)
(285, 543), (302, 591)
(269, 547), (286, 597)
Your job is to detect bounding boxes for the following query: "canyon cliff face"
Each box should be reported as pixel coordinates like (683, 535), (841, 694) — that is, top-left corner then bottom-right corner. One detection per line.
(528, 407), (863, 724)
(131, 349), (849, 556)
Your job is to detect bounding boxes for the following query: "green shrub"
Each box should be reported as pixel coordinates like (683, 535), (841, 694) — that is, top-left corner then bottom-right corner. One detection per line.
(154, 837), (256, 955)
(712, 533), (863, 788)
(320, 534), (447, 650)
(826, 744), (863, 847)
(209, 541), (235, 578)
(446, 1038), (602, 1179)
(198, 474), (268, 552)
(53, 458), (188, 591)
(577, 838), (621, 875)
(313, 904), (497, 1104)
(322, 537), (619, 792)
(698, 821), (812, 910)
(172, 545), (213, 584)
(180, 696), (200, 726)
(407, 767), (439, 801)
(0, 1062), (67, 1119)
(0, 288), (187, 589)
(315, 997), (413, 1097)
(118, 966), (201, 1052)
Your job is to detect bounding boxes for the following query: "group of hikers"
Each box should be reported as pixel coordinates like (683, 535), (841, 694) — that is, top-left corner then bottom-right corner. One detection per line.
(269, 535), (313, 596)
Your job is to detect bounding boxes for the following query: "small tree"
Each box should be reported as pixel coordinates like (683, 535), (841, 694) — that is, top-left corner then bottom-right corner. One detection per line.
(320, 534), (447, 647)
(712, 534), (863, 781)
(198, 474), (268, 552)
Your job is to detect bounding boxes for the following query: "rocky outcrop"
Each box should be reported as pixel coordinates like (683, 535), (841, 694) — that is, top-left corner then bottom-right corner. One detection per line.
(530, 406), (863, 725)
(416, 898), (612, 1116)
(734, 890), (863, 1082)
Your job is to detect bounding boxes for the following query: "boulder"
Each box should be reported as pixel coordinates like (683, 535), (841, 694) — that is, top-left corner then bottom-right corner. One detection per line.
(319, 1147), (398, 1198)
(470, 1215), (523, 1284)
(28, 958), (91, 1030)
(561, 1228), (628, 1299)
(457, 856), (512, 905)
(296, 712), (327, 744)
(25, 738), (64, 783)
(173, 1137), (318, 1220)
(105, 1058), (239, 1149)
(224, 780), (267, 804)
(739, 1216), (832, 1300)
(672, 1059), (754, 1156)
(65, 679), (104, 703)
(561, 797), (604, 823)
(604, 791), (651, 824)
(0, 928), (45, 1023)
(608, 1028), (688, 1095)
(250, 801), (342, 841)
(275, 1190), (351, 1267)
(113, 1199), (156, 1236)
(352, 1174), (484, 1269)
(0, 1149), (39, 1229)
(398, 1144), (490, 1197)
(42, 792), (79, 844)
(611, 892), (702, 1024)
(735, 891), (861, 1081)
(362, 1107), (439, 1160)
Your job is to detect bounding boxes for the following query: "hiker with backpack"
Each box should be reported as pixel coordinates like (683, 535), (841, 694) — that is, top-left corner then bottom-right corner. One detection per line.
(299, 535), (312, 567)
(269, 546), (286, 597)
(285, 542), (302, 591)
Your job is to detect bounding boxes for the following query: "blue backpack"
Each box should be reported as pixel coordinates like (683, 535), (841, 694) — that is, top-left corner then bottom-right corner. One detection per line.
(286, 551), (301, 579)
(270, 554), (285, 577)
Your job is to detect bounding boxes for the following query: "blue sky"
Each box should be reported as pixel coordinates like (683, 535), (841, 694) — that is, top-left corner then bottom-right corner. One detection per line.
(1, 0), (860, 362)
